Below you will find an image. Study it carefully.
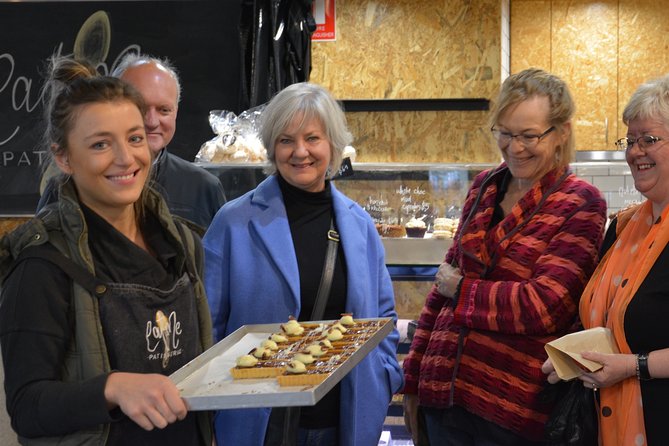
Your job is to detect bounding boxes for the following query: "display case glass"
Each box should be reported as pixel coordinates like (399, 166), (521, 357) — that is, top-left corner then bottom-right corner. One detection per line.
(201, 161), (496, 229)
(201, 162), (497, 322)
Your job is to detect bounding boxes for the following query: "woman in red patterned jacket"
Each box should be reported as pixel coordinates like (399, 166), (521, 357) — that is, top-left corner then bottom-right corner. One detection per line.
(402, 68), (607, 445)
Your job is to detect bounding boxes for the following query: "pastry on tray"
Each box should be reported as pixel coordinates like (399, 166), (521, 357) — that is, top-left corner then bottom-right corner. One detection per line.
(229, 354), (286, 379)
(277, 351), (350, 386)
(277, 361), (329, 386)
(230, 314), (385, 385)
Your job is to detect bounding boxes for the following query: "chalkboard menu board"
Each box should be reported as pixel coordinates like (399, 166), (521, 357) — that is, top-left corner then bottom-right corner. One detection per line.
(0, 0), (242, 215)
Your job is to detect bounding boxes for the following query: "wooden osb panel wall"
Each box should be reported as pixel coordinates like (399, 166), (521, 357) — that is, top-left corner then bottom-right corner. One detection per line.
(0, 217), (30, 238)
(311, 0), (502, 99)
(509, 2), (550, 73)
(346, 110), (500, 163)
(511, 1), (669, 151)
(553, 1), (617, 151)
(618, 0), (669, 140)
(310, 0), (503, 164)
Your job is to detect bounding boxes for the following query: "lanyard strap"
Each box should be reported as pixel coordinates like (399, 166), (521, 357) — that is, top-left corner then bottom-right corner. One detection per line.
(310, 219), (340, 321)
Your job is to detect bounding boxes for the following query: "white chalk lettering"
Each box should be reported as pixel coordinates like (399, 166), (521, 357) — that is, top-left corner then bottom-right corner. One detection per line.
(0, 43), (141, 148)
(0, 150), (48, 167)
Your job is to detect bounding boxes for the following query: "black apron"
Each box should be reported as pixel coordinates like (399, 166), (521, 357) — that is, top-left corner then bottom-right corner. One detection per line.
(98, 272), (202, 446)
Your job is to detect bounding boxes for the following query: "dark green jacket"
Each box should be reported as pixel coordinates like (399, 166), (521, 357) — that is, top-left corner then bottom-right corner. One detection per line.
(0, 181), (213, 445)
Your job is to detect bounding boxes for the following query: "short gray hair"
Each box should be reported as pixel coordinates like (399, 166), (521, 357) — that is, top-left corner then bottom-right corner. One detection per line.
(261, 82), (352, 178)
(622, 73), (669, 127)
(111, 52), (181, 103)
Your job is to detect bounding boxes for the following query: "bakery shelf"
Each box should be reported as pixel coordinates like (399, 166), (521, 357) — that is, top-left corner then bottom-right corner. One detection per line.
(381, 237), (451, 266)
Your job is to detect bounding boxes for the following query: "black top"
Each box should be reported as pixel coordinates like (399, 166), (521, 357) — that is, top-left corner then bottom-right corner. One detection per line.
(490, 168), (512, 227)
(0, 205), (201, 444)
(601, 219), (669, 445)
(151, 149), (226, 229)
(82, 204), (179, 287)
(278, 174), (347, 429)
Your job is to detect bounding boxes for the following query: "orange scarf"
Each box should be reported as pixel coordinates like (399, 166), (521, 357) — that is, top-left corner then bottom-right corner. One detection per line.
(580, 201), (669, 446)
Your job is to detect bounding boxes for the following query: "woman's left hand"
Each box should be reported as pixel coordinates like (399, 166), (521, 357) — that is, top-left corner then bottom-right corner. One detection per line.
(541, 357), (561, 384)
(435, 262), (462, 298)
(578, 351), (636, 389)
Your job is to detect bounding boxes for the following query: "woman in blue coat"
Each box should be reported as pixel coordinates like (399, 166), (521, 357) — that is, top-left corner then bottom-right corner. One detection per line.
(203, 82), (403, 446)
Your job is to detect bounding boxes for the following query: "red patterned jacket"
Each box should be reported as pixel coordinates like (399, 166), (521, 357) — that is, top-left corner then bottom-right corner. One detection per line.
(403, 164), (607, 441)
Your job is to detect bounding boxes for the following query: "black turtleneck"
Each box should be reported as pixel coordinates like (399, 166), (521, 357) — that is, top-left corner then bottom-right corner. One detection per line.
(278, 174), (347, 321)
(277, 174), (347, 429)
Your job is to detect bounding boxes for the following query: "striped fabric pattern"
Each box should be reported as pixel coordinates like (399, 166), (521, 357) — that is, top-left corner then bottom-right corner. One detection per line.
(403, 164), (607, 441)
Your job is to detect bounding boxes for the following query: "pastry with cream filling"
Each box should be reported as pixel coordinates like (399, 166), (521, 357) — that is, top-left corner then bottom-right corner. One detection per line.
(405, 217), (427, 238)
(281, 317), (305, 336)
(270, 333), (289, 344)
(304, 343), (328, 357)
(339, 313), (355, 326)
(230, 353), (286, 379)
(261, 339), (279, 351)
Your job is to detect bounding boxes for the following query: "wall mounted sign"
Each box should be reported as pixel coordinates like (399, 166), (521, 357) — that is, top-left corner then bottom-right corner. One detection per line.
(312, 0), (336, 41)
(0, 1), (241, 215)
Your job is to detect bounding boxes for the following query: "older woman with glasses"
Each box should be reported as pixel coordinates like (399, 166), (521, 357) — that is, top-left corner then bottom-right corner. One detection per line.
(543, 73), (669, 446)
(403, 68), (607, 445)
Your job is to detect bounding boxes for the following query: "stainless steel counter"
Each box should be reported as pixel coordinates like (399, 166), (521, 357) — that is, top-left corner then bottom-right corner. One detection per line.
(381, 237), (452, 265)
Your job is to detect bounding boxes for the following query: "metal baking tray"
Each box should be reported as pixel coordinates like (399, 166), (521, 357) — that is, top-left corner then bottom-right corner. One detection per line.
(170, 317), (393, 410)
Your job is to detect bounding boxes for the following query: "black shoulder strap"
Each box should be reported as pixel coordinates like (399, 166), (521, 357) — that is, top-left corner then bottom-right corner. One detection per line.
(13, 245), (105, 295)
(310, 219), (339, 321)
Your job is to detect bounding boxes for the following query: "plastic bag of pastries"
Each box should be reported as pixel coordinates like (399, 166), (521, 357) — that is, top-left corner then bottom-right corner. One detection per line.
(196, 106), (267, 163)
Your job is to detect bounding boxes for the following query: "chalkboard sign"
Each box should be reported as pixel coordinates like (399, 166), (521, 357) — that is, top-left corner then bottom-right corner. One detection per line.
(361, 182), (434, 226)
(0, 0), (242, 215)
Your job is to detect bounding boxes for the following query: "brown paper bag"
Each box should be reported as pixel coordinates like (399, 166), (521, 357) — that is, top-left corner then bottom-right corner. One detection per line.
(545, 327), (619, 381)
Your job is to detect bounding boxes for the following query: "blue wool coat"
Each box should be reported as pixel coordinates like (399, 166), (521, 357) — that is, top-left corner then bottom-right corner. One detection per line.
(203, 175), (403, 446)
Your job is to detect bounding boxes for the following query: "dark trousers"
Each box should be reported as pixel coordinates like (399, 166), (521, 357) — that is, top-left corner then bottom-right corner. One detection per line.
(422, 406), (545, 446)
(264, 408), (339, 446)
(265, 407), (301, 446)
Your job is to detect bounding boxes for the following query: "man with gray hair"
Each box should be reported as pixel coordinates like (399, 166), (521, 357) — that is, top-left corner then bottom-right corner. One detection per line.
(38, 53), (226, 230)
(112, 53), (226, 229)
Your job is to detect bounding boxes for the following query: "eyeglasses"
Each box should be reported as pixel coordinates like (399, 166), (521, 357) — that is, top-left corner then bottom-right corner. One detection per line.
(615, 135), (665, 152)
(490, 126), (555, 148)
